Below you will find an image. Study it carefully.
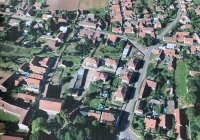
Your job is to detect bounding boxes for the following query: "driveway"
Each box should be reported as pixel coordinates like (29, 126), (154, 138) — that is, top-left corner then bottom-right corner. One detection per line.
(84, 69), (95, 89)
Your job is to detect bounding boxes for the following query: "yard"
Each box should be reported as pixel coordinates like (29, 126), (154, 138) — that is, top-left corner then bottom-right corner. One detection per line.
(175, 60), (189, 97)
(89, 98), (101, 110)
(0, 110), (19, 122)
(93, 44), (122, 59)
(79, 0), (108, 10)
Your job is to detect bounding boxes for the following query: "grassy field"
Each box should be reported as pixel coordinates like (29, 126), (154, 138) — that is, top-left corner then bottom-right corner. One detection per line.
(194, 0), (200, 4)
(175, 60), (189, 97)
(79, 0), (108, 10)
(0, 110), (19, 122)
(93, 44), (122, 59)
(89, 98), (101, 110)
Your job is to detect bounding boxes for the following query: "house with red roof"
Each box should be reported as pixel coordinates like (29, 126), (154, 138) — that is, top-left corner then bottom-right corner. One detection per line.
(29, 65), (46, 75)
(79, 21), (96, 29)
(195, 8), (200, 15)
(100, 110), (118, 124)
(92, 71), (108, 82)
(115, 86), (127, 102)
(45, 40), (59, 51)
(127, 58), (140, 70)
(106, 34), (117, 45)
(168, 57), (175, 71)
(27, 78), (41, 89)
(0, 100), (35, 132)
(85, 57), (99, 68)
(88, 112), (100, 120)
(159, 114), (166, 128)
(145, 117), (156, 129)
(164, 49), (176, 56)
(121, 71), (133, 84)
(33, 2), (42, 10)
(105, 58), (119, 69)
(39, 97), (65, 115)
(174, 108), (183, 140)
(112, 27), (122, 34)
(1, 135), (24, 140)
(139, 79), (157, 99)
(134, 100), (143, 115)
(16, 93), (36, 103)
(163, 37), (177, 43)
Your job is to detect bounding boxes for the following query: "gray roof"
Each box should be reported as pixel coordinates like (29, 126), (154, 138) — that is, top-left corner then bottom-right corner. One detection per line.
(68, 75), (77, 89)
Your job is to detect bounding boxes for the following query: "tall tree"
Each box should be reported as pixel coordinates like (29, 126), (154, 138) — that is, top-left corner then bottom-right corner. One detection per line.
(186, 107), (196, 121)
(31, 117), (49, 133)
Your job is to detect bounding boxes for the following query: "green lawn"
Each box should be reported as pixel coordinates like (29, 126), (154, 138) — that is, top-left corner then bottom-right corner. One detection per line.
(194, 0), (200, 4)
(0, 110), (19, 122)
(89, 98), (101, 110)
(175, 60), (189, 97)
(93, 44), (122, 59)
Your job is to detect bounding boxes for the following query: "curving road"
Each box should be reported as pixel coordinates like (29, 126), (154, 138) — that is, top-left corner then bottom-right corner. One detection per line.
(118, 4), (181, 140)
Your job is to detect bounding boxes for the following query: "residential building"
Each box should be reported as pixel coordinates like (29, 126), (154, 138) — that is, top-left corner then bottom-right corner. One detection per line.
(85, 57), (99, 67)
(39, 97), (65, 115)
(88, 112), (100, 120)
(134, 100), (143, 115)
(164, 49), (176, 56)
(93, 71), (108, 82)
(1, 135), (24, 140)
(45, 40), (59, 51)
(139, 79), (157, 98)
(163, 37), (177, 43)
(106, 34), (117, 44)
(28, 73), (43, 80)
(174, 108), (183, 140)
(9, 19), (20, 26)
(100, 110), (117, 123)
(145, 117), (156, 129)
(105, 58), (118, 69)
(121, 71), (133, 84)
(115, 86), (127, 102)
(0, 100), (35, 131)
(168, 57), (175, 71)
(27, 78), (41, 89)
(29, 65), (46, 75)
(112, 27), (122, 34)
(152, 48), (160, 54)
(127, 58), (140, 70)
(122, 43), (131, 58)
(33, 2), (42, 10)
(79, 21), (96, 29)
(79, 29), (94, 38)
(158, 114), (167, 130)
(16, 93), (36, 103)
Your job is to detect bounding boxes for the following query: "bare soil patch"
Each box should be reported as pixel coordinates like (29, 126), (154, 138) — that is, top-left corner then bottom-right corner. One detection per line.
(0, 71), (12, 85)
(46, 0), (79, 11)
(79, 0), (108, 10)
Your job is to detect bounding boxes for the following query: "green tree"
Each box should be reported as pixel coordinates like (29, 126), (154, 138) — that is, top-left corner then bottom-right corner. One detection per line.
(64, 132), (72, 140)
(185, 93), (197, 104)
(73, 115), (86, 124)
(92, 120), (99, 126)
(194, 116), (200, 128)
(85, 128), (92, 140)
(31, 117), (49, 133)
(76, 130), (84, 140)
(60, 109), (70, 124)
(186, 107), (196, 121)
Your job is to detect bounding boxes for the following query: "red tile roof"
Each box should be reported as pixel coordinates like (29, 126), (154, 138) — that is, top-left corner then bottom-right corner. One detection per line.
(139, 79), (157, 98)
(116, 86), (127, 99)
(139, 32), (146, 38)
(88, 112), (100, 120)
(85, 57), (99, 65)
(107, 34), (117, 42)
(195, 8), (200, 15)
(1, 135), (24, 140)
(121, 71), (132, 82)
(16, 93), (36, 103)
(190, 46), (196, 54)
(79, 21), (96, 28)
(29, 65), (46, 74)
(127, 58), (139, 68)
(105, 58), (118, 66)
(101, 110), (117, 122)
(168, 57), (174, 71)
(29, 73), (43, 80)
(27, 78), (41, 85)
(145, 118), (156, 129)
(39, 97), (65, 112)
(93, 71), (107, 80)
(45, 40), (57, 48)
(164, 49), (175, 55)
(159, 114), (166, 127)
(184, 38), (193, 44)
(163, 37), (176, 43)
(110, 4), (120, 11)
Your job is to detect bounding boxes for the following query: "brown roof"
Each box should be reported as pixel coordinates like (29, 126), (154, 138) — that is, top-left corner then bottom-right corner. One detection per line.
(1, 135), (24, 140)
(58, 18), (66, 23)
(152, 48), (160, 54)
(195, 8), (200, 15)
(164, 49), (175, 55)
(16, 93), (36, 103)
(29, 73), (43, 80)
(190, 71), (200, 76)
(27, 78), (41, 85)
(116, 86), (127, 99)
(184, 38), (193, 44)
(93, 71), (107, 80)
(85, 57), (99, 65)
(0, 123), (4, 131)
(33, 2), (42, 7)
(163, 37), (176, 42)
(190, 46), (196, 54)
(101, 110), (117, 122)
(29, 65), (46, 74)
(79, 29), (94, 37)
(88, 112), (100, 120)
(185, 24), (192, 29)
(125, 28), (133, 33)
(105, 58), (118, 66)
(139, 32), (146, 38)
(45, 40), (57, 48)
(176, 32), (189, 37)
(112, 27), (121, 33)
(56, 32), (65, 39)
(159, 114), (166, 127)
(110, 4), (120, 11)
(145, 118), (156, 129)
(168, 57), (174, 71)
(107, 34), (117, 42)
(39, 57), (50, 67)
(127, 58), (139, 68)
(0, 100), (28, 125)
(39, 97), (65, 112)
(121, 71), (132, 82)
(139, 79), (157, 98)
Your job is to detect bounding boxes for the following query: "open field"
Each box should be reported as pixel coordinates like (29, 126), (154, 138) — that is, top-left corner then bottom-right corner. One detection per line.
(46, 0), (78, 11)
(79, 0), (108, 10)
(175, 60), (188, 97)
(0, 110), (19, 122)
(0, 71), (12, 85)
